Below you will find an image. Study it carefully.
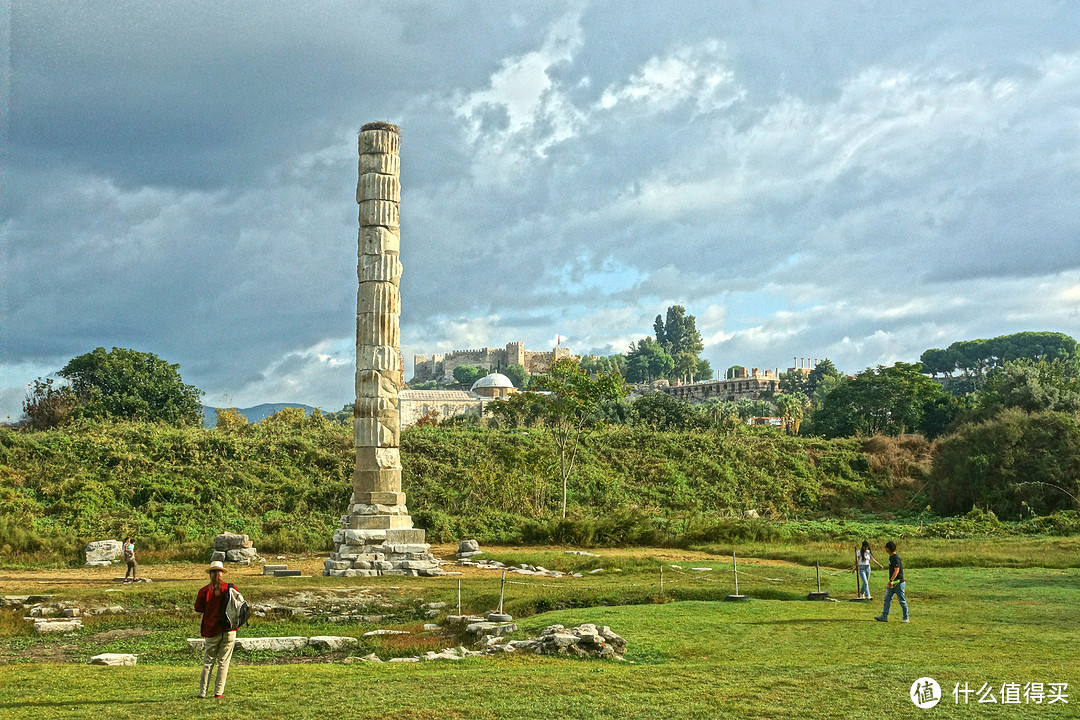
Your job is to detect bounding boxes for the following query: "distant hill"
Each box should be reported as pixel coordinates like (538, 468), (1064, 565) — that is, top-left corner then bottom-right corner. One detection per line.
(201, 403), (321, 428)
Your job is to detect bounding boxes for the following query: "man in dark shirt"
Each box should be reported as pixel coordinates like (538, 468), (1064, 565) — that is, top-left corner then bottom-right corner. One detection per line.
(194, 561), (236, 698)
(875, 540), (909, 623)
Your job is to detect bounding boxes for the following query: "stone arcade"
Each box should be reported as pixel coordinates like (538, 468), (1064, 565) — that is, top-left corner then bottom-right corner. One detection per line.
(324, 122), (442, 578)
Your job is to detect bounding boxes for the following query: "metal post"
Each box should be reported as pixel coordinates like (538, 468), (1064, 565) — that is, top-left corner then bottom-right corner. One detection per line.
(816, 561), (821, 593)
(498, 571), (506, 615)
(733, 552), (739, 596)
(457, 578), (461, 616)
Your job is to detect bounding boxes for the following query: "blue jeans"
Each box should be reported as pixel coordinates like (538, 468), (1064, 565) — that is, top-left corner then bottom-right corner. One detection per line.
(882, 581), (908, 620)
(857, 566), (871, 597)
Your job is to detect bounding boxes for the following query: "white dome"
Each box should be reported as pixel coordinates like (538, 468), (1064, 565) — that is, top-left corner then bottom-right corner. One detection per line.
(471, 372), (515, 390)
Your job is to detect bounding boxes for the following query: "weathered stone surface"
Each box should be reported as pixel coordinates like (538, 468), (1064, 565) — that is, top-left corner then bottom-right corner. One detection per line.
(348, 503), (409, 516)
(236, 637), (308, 652)
(353, 418), (398, 448)
(262, 564), (288, 575)
(465, 622), (517, 637)
(358, 199), (399, 229)
(458, 539), (480, 554)
(353, 396), (398, 415)
(358, 127), (399, 155)
(85, 540), (122, 566)
(363, 629), (410, 637)
(355, 312), (400, 349)
(359, 151), (400, 176)
(213, 532), (252, 551)
(351, 491), (406, 505)
(89, 653), (137, 666)
(354, 369), (400, 400)
(35, 619), (82, 633)
(355, 447), (402, 471)
(210, 550), (226, 563)
(357, 282), (401, 316)
(348, 514), (413, 531)
(309, 635), (359, 650)
(357, 173), (401, 203)
(226, 547), (258, 563)
(353, 468), (402, 492)
(357, 255), (403, 284)
(358, 226), (400, 256)
(274, 570), (302, 577)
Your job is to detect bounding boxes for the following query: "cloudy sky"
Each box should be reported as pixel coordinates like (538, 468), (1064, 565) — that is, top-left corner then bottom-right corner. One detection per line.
(2, 1), (1079, 419)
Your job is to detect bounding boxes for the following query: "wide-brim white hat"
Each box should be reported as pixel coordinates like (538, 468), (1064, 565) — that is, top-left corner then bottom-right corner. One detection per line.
(207, 561), (226, 573)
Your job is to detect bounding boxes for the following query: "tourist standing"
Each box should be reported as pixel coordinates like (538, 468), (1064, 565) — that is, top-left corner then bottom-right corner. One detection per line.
(195, 561), (236, 698)
(875, 541), (909, 623)
(853, 540), (883, 599)
(122, 537), (137, 582)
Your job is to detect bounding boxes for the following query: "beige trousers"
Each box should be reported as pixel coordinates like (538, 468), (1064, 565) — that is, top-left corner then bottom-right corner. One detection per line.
(199, 630), (236, 697)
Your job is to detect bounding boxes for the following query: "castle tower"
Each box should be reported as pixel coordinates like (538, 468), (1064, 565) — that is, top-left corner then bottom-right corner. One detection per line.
(324, 122), (441, 578)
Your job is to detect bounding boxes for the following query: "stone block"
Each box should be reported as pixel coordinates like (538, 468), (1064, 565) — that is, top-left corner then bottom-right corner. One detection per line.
(213, 533), (252, 551)
(353, 468), (401, 492)
(35, 619), (82, 633)
(343, 569), (379, 577)
(383, 528), (427, 544)
(225, 547), (258, 563)
(273, 570), (302, 577)
(324, 559), (351, 571)
(465, 622), (517, 637)
(351, 491), (406, 505)
(262, 564), (288, 575)
(400, 560), (436, 570)
(356, 345), (402, 374)
(358, 226), (400, 256)
(309, 636), (359, 651)
(210, 550), (226, 562)
(89, 653), (137, 666)
(353, 397), (398, 416)
(355, 312), (400, 348)
(348, 514), (413, 530)
(356, 282), (400, 316)
(358, 199), (399, 229)
(359, 152), (400, 176)
(236, 637), (308, 652)
(458, 539), (480, 553)
(353, 418), (398, 448)
(356, 451), (403, 472)
(354, 369), (399, 400)
(340, 528), (388, 544)
(358, 128), (399, 155)
(84, 540), (122, 566)
(348, 503), (409, 516)
(357, 254), (403, 284)
(357, 173), (400, 203)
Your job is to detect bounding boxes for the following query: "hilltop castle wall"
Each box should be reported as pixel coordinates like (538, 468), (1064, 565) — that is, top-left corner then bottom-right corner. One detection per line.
(412, 342), (576, 383)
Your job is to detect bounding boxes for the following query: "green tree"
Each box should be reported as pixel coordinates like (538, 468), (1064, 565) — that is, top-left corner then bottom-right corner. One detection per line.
(630, 392), (698, 431)
(778, 370), (808, 395)
(57, 347), (203, 425)
(929, 408), (1080, 517)
(694, 358), (713, 382)
(810, 362), (952, 438)
(503, 363), (529, 390)
(452, 365), (488, 387)
(654, 305), (704, 357)
(920, 331), (1078, 389)
(774, 392), (810, 435)
(579, 354), (626, 378)
(674, 351), (699, 383)
(805, 358), (841, 395)
(214, 407), (249, 432)
(533, 358), (626, 517)
(977, 358), (1080, 415)
(624, 337), (674, 383)
(21, 377), (80, 430)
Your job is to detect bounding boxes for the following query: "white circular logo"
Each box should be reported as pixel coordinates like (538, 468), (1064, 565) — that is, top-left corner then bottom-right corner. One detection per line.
(910, 677), (941, 709)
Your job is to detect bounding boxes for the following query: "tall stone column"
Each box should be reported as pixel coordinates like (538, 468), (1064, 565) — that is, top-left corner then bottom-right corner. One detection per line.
(324, 122), (442, 578)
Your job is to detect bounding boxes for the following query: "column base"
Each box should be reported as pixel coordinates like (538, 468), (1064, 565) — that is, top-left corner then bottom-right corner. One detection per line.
(324, 511), (443, 577)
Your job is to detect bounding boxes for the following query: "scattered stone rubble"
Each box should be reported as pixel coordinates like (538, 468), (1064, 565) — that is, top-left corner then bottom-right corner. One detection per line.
(248, 588), (390, 623)
(212, 532), (259, 564)
(187, 635), (359, 652)
(348, 623), (627, 664)
(455, 558), (583, 578)
(11, 598), (126, 633)
(84, 540), (122, 567)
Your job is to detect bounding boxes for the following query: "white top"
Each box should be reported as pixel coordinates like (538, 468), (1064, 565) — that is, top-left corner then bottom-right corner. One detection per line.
(856, 550), (872, 567)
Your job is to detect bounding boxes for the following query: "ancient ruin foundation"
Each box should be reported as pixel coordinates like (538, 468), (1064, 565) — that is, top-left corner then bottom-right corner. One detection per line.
(324, 122), (442, 578)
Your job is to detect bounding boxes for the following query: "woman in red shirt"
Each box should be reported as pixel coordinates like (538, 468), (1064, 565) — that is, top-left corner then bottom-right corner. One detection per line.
(194, 561), (236, 698)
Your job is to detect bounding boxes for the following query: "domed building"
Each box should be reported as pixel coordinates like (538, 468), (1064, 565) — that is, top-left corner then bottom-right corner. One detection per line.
(470, 372), (517, 399)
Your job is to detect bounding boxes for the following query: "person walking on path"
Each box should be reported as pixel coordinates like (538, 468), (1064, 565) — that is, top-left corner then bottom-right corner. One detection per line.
(195, 561), (236, 698)
(875, 541), (909, 623)
(122, 537), (137, 582)
(852, 540), (883, 599)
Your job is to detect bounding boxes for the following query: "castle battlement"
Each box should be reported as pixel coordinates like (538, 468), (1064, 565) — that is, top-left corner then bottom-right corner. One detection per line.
(411, 342), (579, 383)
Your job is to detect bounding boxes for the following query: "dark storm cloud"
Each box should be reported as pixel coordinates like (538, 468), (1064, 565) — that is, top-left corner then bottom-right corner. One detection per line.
(3, 1), (1080, 417)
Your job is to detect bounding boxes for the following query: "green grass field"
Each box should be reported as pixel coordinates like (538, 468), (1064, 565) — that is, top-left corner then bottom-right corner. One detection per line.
(0, 543), (1076, 719)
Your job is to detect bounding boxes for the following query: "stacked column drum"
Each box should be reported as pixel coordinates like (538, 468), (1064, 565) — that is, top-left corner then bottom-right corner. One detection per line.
(324, 122), (442, 577)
